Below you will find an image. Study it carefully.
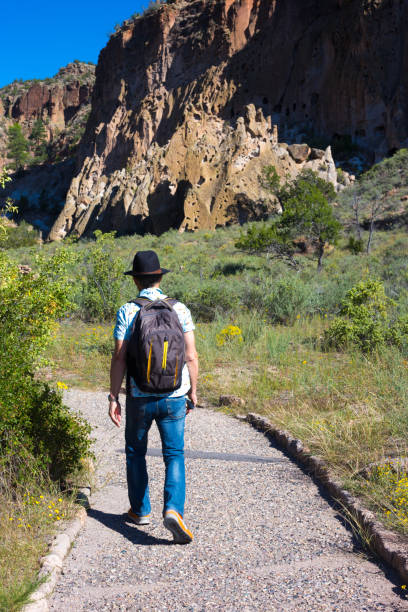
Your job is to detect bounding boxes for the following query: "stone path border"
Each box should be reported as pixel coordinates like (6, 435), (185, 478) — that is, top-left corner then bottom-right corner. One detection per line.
(22, 506), (87, 612)
(245, 411), (408, 584)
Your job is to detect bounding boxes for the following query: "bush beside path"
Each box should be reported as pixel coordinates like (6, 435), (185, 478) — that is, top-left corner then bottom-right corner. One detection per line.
(49, 391), (406, 611)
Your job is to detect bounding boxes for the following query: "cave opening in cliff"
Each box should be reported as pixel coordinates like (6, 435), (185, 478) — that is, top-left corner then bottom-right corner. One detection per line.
(147, 179), (191, 235)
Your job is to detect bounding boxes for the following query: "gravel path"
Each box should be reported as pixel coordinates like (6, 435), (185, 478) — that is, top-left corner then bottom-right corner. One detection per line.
(49, 391), (407, 611)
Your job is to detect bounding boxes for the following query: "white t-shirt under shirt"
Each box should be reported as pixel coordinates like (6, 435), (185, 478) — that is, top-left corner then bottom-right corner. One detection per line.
(113, 287), (195, 398)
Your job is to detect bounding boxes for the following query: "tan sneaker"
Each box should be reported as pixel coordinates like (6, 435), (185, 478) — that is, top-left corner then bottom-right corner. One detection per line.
(163, 510), (193, 544)
(127, 509), (150, 525)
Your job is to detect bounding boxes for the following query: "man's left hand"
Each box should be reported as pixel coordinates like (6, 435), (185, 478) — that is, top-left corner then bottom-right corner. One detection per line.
(109, 400), (122, 427)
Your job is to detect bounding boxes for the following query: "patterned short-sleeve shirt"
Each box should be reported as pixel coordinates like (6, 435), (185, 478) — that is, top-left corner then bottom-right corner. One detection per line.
(114, 287), (195, 398)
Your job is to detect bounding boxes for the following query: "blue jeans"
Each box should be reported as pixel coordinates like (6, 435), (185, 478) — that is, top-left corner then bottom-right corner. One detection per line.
(125, 395), (186, 517)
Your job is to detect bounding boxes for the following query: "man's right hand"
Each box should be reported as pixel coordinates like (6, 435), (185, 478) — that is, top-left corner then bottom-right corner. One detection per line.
(109, 399), (122, 427)
(187, 389), (197, 408)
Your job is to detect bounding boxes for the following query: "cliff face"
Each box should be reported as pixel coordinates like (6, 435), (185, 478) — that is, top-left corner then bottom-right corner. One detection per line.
(0, 62), (95, 165)
(50, 0), (408, 240)
(1, 62), (95, 232)
(3, 73), (90, 130)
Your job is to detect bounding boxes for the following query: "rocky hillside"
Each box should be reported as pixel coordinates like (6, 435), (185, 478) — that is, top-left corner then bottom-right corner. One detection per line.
(0, 61), (95, 231)
(0, 61), (95, 165)
(49, 0), (408, 240)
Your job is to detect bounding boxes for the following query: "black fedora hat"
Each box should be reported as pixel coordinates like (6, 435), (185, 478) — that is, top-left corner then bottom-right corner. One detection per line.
(124, 250), (170, 277)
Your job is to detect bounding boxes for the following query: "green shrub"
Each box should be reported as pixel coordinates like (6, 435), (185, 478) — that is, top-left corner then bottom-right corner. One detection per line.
(186, 282), (239, 321)
(265, 275), (318, 324)
(381, 239), (408, 299)
(79, 231), (125, 320)
(346, 235), (364, 254)
(0, 243), (92, 485)
(0, 221), (39, 249)
(323, 278), (408, 353)
(386, 315), (408, 355)
(313, 270), (361, 314)
(144, 0), (165, 15)
(240, 277), (273, 313)
(1, 381), (92, 483)
(336, 167), (348, 186)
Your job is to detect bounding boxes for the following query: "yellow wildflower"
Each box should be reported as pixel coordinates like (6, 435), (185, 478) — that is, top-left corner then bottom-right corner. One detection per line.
(216, 325), (243, 347)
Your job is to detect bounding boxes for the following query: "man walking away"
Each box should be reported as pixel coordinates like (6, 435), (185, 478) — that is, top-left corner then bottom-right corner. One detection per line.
(108, 250), (198, 544)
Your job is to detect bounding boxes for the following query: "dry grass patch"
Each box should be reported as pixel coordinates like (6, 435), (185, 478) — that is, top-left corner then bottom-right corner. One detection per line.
(194, 314), (408, 535)
(47, 320), (112, 389)
(0, 465), (76, 612)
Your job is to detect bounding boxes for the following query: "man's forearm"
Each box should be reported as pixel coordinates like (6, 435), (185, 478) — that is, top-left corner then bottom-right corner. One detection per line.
(186, 357), (198, 393)
(110, 356), (127, 398)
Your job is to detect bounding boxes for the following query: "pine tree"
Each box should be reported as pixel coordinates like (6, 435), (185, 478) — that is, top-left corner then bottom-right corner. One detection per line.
(7, 123), (29, 171)
(29, 118), (47, 162)
(236, 168), (341, 270)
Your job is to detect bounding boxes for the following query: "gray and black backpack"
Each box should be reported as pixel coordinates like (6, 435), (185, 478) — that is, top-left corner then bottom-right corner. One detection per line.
(126, 297), (185, 393)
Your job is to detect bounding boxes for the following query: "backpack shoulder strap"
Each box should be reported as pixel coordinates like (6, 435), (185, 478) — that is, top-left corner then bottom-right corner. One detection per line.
(129, 296), (178, 309)
(129, 297), (152, 307)
(163, 297), (178, 307)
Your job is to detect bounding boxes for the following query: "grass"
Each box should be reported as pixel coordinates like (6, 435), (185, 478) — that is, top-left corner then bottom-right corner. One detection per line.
(0, 466), (76, 612)
(197, 313), (408, 533)
(47, 307), (408, 536)
(47, 320), (112, 389)
(3, 222), (407, 607)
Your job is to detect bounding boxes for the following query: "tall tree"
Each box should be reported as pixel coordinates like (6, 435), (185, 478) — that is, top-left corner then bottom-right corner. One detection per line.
(7, 123), (29, 171)
(29, 118), (47, 161)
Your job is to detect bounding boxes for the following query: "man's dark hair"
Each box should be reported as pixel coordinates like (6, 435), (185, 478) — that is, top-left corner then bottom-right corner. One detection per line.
(135, 274), (163, 289)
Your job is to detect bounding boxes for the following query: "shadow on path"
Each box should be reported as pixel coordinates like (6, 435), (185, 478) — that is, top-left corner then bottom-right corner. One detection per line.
(88, 509), (172, 546)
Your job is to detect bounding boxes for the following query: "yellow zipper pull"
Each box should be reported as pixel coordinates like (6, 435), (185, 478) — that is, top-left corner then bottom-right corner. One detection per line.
(173, 357), (178, 387)
(162, 339), (168, 370)
(146, 342), (153, 382)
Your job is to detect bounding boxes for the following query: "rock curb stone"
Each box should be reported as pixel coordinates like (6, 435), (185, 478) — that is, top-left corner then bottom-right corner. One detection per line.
(22, 506), (87, 612)
(245, 412), (408, 583)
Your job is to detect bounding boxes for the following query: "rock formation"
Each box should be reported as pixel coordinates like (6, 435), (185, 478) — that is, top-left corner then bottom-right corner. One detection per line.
(0, 61), (95, 166)
(52, 103), (344, 238)
(45, 0), (408, 239)
(0, 62), (95, 231)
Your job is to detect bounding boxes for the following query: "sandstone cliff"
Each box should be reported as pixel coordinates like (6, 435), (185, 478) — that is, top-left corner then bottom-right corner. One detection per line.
(0, 61), (95, 165)
(0, 62), (95, 231)
(50, 0), (408, 240)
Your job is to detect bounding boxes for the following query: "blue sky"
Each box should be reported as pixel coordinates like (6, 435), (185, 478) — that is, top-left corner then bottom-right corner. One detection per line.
(1, 0), (149, 88)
